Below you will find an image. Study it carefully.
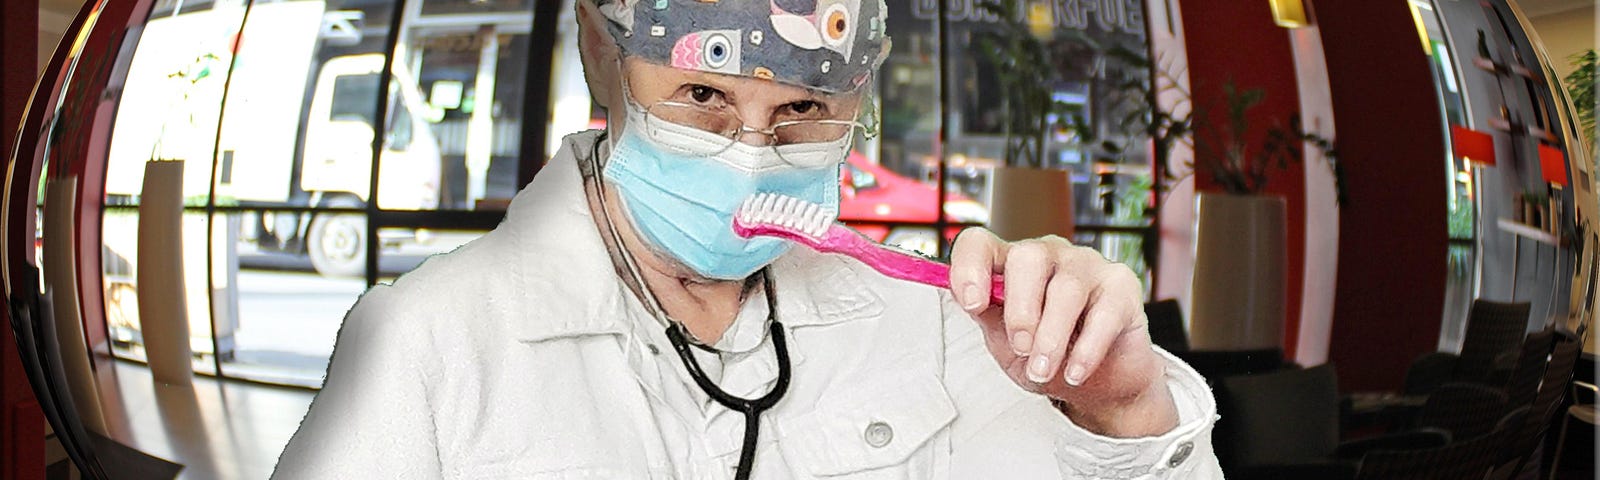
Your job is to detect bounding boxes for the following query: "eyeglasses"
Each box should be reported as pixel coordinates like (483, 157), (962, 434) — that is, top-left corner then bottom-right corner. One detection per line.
(642, 100), (865, 166)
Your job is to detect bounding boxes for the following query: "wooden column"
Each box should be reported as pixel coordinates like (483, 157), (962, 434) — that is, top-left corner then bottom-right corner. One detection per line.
(1314, 0), (1448, 392)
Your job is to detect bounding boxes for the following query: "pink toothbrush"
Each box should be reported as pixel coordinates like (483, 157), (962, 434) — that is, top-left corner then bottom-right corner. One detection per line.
(733, 192), (1005, 304)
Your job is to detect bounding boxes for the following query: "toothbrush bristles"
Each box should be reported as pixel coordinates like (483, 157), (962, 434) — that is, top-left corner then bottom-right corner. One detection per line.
(738, 192), (837, 239)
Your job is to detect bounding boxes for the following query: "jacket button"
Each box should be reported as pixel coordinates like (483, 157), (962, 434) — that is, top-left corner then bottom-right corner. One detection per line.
(1168, 441), (1193, 468)
(864, 421), (893, 448)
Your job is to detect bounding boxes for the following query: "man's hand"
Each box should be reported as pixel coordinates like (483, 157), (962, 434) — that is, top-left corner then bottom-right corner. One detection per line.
(949, 228), (1178, 438)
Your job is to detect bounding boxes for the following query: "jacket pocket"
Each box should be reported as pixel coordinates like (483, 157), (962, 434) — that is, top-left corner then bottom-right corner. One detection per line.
(776, 374), (957, 478)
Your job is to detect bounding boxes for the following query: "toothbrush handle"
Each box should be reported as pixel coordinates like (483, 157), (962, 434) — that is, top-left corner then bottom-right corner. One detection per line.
(988, 276), (1006, 305)
(914, 258), (1007, 305)
(834, 231), (1006, 304)
(955, 268), (1007, 305)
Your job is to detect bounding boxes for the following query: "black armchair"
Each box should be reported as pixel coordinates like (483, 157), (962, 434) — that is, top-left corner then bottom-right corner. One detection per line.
(1144, 299), (1190, 353)
(1216, 364), (1452, 480)
(1402, 300), (1530, 395)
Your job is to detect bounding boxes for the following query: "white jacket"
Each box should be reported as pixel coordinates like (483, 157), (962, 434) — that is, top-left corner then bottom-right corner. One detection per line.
(272, 131), (1224, 479)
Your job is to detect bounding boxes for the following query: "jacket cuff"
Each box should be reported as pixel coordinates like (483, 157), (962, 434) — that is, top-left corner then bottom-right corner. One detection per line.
(1051, 347), (1218, 479)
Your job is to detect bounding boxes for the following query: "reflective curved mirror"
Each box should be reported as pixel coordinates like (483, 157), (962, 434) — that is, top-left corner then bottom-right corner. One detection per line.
(3, 0), (1594, 477)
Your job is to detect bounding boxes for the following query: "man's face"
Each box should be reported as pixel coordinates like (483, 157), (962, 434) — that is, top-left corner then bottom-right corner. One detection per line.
(619, 57), (865, 147)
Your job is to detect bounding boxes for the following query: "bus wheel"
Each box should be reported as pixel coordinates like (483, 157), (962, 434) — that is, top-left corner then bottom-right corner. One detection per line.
(307, 206), (366, 278)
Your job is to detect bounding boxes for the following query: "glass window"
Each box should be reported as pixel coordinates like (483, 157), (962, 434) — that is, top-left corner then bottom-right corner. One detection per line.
(218, 0), (403, 386)
(96, 0), (1166, 388)
(867, 0), (1153, 276)
(330, 73), (381, 126)
(101, 0), (251, 377)
(381, 8), (536, 212)
(419, 0), (534, 16)
(99, 0), (408, 387)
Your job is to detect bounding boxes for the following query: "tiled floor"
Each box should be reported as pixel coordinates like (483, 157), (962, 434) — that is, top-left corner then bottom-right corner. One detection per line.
(96, 359), (315, 480)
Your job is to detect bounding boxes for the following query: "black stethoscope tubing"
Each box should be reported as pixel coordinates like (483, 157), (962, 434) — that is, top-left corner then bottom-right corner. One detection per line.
(664, 316), (791, 480)
(589, 132), (793, 480)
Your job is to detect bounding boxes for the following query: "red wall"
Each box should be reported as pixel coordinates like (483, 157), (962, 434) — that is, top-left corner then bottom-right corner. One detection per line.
(1177, 0), (1307, 358)
(2, 0), (47, 476)
(1312, 0), (1448, 392)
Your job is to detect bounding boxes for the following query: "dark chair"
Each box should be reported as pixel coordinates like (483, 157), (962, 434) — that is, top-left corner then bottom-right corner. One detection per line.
(1549, 379), (1598, 479)
(1504, 329), (1556, 409)
(1217, 364), (1450, 480)
(1173, 348), (1286, 386)
(1488, 329), (1583, 480)
(1354, 411), (1517, 480)
(1404, 300), (1531, 395)
(1144, 299), (1190, 352)
(1409, 382), (1507, 440)
(1223, 364), (1342, 469)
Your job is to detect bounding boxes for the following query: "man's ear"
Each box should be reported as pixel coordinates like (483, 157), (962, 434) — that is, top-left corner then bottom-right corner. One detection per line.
(576, 0), (622, 113)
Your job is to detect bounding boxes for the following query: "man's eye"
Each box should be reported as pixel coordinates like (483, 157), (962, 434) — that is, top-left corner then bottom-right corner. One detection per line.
(787, 101), (822, 116)
(688, 85), (722, 104)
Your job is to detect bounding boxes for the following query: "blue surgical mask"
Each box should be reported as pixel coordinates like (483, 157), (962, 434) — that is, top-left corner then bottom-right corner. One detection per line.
(603, 100), (850, 280)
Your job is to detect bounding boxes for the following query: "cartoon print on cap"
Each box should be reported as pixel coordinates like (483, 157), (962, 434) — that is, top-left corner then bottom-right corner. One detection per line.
(599, 0), (640, 32)
(770, 0), (860, 60)
(672, 30), (743, 75)
(597, 0), (888, 93)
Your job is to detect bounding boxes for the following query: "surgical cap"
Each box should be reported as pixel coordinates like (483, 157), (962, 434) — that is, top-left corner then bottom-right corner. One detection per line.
(595, 0), (891, 94)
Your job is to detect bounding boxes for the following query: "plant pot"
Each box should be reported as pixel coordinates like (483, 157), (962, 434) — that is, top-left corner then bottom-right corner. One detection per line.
(987, 166), (1075, 241)
(138, 160), (192, 385)
(1190, 192), (1286, 351)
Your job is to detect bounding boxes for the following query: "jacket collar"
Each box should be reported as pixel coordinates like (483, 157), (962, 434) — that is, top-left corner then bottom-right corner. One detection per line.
(505, 130), (882, 344)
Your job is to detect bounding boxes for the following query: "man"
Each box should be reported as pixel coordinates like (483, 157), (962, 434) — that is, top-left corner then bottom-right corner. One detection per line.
(274, 1), (1222, 478)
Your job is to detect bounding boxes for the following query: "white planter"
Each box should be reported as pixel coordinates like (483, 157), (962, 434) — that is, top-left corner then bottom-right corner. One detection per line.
(138, 160), (193, 385)
(1189, 193), (1287, 351)
(987, 166), (1075, 241)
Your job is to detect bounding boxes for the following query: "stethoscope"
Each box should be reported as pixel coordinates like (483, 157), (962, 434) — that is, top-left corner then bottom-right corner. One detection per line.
(587, 133), (792, 480)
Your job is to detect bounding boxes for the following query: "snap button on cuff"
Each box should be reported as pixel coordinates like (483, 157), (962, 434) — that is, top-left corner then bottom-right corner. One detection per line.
(864, 421), (893, 448)
(1168, 441), (1193, 468)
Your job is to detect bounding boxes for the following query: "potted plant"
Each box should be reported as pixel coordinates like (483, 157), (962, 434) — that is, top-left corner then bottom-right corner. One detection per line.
(1066, 41), (1195, 284)
(1563, 49), (1595, 156)
(135, 50), (238, 382)
(1186, 83), (1340, 350)
(971, 0), (1076, 241)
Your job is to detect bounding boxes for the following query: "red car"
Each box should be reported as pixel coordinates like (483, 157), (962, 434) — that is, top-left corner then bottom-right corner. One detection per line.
(839, 151), (988, 255)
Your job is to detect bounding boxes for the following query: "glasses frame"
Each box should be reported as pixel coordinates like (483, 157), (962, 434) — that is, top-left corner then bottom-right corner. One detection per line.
(641, 99), (870, 161)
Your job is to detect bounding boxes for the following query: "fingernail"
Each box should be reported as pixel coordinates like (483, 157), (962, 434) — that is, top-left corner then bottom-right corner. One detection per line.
(962, 285), (982, 310)
(1010, 330), (1033, 356)
(1065, 364), (1086, 386)
(1027, 354), (1051, 383)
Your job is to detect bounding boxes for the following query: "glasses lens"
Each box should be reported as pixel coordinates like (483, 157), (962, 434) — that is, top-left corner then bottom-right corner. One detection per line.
(772, 121), (855, 145)
(644, 102), (741, 157)
(773, 121), (855, 168)
(647, 103), (741, 136)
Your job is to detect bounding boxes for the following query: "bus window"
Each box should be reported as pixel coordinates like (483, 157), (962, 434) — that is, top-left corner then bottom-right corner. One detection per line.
(330, 73), (379, 127)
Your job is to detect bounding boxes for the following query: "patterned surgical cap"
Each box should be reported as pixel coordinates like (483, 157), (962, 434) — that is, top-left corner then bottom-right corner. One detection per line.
(596, 0), (891, 94)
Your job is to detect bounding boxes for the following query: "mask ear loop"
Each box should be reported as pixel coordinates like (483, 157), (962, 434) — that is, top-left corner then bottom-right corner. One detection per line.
(589, 124), (675, 332)
(589, 92), (740, 350)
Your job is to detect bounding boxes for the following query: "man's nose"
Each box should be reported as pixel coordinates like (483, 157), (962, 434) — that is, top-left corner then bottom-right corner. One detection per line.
(734, 105), (774, 147)
(735, 127), (774, 147)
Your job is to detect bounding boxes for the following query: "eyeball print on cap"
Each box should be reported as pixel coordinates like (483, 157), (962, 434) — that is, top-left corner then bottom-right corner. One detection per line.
(596, 0), (891, 94)
(672, 30), (742, 74)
